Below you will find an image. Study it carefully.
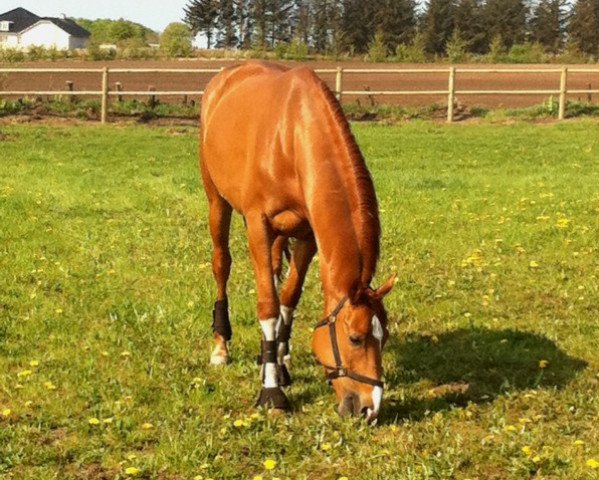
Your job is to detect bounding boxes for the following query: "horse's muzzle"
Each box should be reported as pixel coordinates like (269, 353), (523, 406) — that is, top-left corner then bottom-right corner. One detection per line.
(338, 391), (380, 423)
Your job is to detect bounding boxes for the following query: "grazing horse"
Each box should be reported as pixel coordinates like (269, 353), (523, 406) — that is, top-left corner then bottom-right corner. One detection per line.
(200, 61), (394, 421)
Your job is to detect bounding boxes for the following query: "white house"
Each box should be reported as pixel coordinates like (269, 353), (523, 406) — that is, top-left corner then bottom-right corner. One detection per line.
(0, 7), (90, 50)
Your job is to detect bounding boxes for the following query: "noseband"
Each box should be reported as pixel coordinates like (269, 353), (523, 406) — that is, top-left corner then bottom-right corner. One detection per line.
(313, 297), (384, 389)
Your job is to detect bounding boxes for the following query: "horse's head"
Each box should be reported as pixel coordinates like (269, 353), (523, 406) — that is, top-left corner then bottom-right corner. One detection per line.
(312, 275), (395, 423)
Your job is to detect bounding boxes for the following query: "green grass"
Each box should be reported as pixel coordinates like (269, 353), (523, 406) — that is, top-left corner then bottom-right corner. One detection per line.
(1, 120), (599, 479)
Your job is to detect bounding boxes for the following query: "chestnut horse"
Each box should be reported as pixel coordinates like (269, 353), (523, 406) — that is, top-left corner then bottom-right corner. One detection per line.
(200, 62), (394, 421)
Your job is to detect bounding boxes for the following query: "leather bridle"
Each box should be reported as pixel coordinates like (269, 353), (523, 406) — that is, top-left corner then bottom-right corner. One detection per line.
(313, 296), (384, 389)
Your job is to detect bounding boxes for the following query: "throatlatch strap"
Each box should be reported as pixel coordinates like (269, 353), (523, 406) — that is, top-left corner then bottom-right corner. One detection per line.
(212, 297), (232, 341)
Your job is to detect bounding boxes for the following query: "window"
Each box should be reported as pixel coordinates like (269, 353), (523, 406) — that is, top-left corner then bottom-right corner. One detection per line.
(0, 21), (12, 32)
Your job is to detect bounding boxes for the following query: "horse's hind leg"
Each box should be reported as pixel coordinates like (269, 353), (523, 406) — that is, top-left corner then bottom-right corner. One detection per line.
(207, 195), (233, 365)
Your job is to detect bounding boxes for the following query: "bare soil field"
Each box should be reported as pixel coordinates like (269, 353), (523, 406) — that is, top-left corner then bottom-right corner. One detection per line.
(1, 59), (599, 108)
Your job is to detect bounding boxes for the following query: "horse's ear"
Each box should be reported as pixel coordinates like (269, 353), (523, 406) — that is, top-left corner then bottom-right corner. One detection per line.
(374, 274), (396, 299)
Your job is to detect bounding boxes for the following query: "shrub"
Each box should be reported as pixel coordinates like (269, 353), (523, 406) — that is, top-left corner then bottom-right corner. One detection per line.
(367, 31), (388, 62)
(0, 48), (26, 63)
(160, 23), (193, 58)
(485, 34), (506, 63)
(446, 30), (470, 64)
(395, 33), (428, 63)
(507, 42), (546, 64)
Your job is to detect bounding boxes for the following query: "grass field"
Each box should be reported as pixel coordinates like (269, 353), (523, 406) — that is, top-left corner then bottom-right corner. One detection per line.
(1, 120), (599, 480)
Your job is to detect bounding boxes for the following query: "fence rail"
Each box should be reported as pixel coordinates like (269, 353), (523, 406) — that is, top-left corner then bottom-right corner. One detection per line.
(1, 65), (599, 123)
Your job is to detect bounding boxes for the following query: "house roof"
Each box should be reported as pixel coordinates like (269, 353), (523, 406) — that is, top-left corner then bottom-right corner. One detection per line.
(0, 7), (40, 33)
(0, 7), (90, 37)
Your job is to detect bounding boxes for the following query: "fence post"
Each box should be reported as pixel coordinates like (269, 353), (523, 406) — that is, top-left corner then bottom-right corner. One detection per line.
(148, 86), (156, 108)
(335, 66), (343, 103)
(101, 67), (109, 124)
(447, 66), (456, 123)
(66, 80), (74, 103)
(115, 82), (123, 102)
(558, 66), (568, 120)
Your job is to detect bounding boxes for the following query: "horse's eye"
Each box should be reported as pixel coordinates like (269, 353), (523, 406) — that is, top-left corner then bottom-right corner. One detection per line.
(349, 334), (364, 347)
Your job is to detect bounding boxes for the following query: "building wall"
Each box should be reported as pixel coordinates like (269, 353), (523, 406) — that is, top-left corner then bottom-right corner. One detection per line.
(0, 33), (19, 47)
(20, 21), (71, 49)
(69, 35), (87, 49)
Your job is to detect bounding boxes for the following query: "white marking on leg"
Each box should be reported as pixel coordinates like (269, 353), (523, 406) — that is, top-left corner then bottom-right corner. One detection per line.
(278, 306), (294, 368)
(260, 318), (278, 388)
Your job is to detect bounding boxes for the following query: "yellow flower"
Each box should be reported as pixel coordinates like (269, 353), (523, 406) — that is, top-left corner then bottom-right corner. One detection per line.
(125, 466), (141, 476)
(522, 446), (533, 456)
(29, 360), (39, 367)
(338, 477), (349, 480)
(505, 425), (517, 432)
(141, 422), (153, 430)
(321, 443), (332, 451)
(44, 381), (56, 390)
(88, 417), (100, 425)
(127, 454), (137, 461)
(529, 260), (539, 269)
(252, 476), (263, 480)
(55, 308), (63, 314)
(24, 401), (33, 408)
(17, 370), (32, 378)
(103, 417), (114, 424)
(532, 455), (542, 464)
(233, 419), (244, 427)
(538, 359), (549, 369)
(121, 351), (131, 358)
(263, 459), (277, 470)
(587, 459), (599, 469)
(1, 408), (11, 417)
(574, 439), (585, 446)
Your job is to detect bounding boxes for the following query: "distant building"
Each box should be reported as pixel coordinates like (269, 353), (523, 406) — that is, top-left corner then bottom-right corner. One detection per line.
(0, 7), (90, 50)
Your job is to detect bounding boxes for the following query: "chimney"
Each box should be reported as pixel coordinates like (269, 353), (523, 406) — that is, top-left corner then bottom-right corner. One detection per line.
(61, 13), (67, 19)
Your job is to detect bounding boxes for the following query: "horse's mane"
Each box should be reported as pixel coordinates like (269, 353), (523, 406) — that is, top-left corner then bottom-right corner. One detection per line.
(316, 77), (381, 288)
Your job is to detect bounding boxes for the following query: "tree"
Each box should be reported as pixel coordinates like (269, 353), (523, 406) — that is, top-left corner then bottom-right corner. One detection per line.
(482, 0), (529, 49)
(160, 22), (193, 57)
(183, 0), (218, 48)
(454, 0), (485, 53)
(340, 0), (376, 53)
(216, 0), (238, 47)
(568, 0), (599, 55)
(423, 0), (456, 54)
(530, 0), (566, 53)
(374, 0), (417, 54)
(312, 0), (342, 53)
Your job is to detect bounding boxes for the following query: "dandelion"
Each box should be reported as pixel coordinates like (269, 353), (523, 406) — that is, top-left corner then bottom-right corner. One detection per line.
(339, 477), (349, 480)
(1, 408), (11, 417)
(29, 360), (39, 367)
(586, 459), (599, 469)
(555, 218), (570, 229)
(263, 459), (277, 470)
(252, 477), (263, 480)
(538, 360), (549, 369)
(55, 308), (63, 314)
(141, 422), (153, 430)
(233, 419), (244, 428)
(44, 381), (56, 390)
(17, 370), (32, 378)
(125, 466), (141, 476)
(574, 440), (585, 446)
(522, 446), (533, 456)
(121, 351), (131, 358)
(88, 417), (100, 425)
(529, 260), (539, 269)
(24, 401), (33, 407)
(103, 418), (114, 424)
(505, 425), (517, 432)
(321, 443), (332, 451)
(532, 456), (542, 463)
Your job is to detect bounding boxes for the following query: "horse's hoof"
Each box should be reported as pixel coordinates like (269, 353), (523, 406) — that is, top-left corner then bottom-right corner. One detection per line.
(210, 351), (231, 365)
(255, 387), (290, 410)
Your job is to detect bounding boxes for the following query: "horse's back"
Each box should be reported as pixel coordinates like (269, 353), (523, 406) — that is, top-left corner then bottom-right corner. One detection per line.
(200, 62), (323, 216)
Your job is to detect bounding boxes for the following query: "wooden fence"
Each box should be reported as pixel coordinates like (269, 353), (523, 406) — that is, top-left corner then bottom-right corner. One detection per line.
(1, 66), (599, 123)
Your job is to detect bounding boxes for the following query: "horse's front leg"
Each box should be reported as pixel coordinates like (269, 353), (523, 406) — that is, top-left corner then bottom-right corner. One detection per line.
(246, 213), (290, 410)
(277, 236), (317, 385)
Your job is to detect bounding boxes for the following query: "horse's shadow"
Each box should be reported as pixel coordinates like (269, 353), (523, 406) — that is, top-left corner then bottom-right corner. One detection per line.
(375, 327), (587, 424)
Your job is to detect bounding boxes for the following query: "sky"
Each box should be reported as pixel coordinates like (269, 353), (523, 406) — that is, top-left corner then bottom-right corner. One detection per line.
(2, 0), (190, 33)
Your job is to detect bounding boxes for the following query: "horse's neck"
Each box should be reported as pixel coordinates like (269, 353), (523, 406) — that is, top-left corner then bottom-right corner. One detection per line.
(302, 141), (373, 311)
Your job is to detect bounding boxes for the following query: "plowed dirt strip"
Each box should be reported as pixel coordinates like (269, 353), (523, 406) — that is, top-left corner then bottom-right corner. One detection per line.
(1, 59), (598, 108)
